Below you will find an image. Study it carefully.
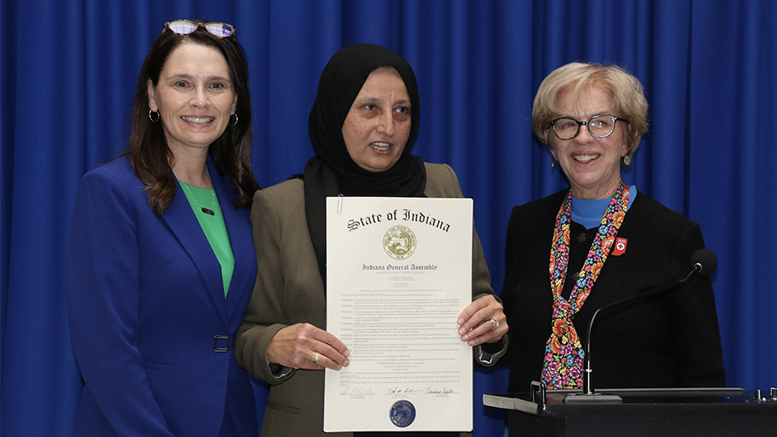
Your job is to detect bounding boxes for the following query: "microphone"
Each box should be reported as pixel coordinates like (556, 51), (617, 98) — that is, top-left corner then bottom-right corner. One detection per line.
(564, 249), (718, 402)
(690, 248), (717, 277)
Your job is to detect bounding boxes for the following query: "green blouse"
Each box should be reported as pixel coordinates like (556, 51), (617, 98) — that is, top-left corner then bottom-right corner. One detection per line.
(178, 181), (234, 297)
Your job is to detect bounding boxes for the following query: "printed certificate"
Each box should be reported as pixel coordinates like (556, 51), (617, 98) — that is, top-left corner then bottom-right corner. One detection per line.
(323, 196), (473, 432)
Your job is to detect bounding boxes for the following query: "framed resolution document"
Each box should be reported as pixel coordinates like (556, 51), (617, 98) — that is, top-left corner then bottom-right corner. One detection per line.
(323, 196), (473, 433)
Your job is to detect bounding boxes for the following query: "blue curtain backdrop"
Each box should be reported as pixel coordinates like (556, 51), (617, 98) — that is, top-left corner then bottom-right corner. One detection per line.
(2, 0), (776, 435)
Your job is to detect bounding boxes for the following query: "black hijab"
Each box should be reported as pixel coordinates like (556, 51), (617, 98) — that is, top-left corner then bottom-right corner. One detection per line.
(303, 43), (427, 281)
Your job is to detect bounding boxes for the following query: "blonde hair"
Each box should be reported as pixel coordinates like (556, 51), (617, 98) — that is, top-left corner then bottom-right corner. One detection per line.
(532, 62), (648, 162)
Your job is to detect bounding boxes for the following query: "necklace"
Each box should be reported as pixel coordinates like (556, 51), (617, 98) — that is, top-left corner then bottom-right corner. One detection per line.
(175, 171), (215, 215)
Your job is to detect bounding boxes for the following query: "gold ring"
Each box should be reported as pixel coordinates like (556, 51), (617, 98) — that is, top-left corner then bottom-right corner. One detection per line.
(312, 352), (320, 365)
(488, 318), (499, 330)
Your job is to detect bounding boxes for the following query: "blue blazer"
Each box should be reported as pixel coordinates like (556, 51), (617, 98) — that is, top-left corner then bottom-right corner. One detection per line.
(67, 156), (257, 436)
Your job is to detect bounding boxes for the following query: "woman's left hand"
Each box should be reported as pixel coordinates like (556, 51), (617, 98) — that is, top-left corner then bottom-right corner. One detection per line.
(457, 295), (508, 346)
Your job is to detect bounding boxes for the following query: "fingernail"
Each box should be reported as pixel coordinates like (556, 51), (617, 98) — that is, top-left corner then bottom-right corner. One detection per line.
(461, 334), (469, 341)
(344, 350), (350, 357)
(343, 359), (350, 367)
(458, 318), (464, 325)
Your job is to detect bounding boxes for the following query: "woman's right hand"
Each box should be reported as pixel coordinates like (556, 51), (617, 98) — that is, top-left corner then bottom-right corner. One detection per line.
(266, 323), (350, 371)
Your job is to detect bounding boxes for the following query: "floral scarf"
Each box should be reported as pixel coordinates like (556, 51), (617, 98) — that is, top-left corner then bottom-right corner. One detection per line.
(540, 179), (629, 389)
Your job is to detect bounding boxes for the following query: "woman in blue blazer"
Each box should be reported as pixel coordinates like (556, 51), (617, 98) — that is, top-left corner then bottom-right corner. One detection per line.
(67, 20), (260, 436)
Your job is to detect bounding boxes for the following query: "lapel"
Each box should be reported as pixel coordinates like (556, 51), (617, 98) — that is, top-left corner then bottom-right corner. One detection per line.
(161, 156), (250, 327)
(209, 158), (256, 326)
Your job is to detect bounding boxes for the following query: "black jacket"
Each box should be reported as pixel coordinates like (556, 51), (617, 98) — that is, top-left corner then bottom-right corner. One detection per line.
(501, 189), (726, 393)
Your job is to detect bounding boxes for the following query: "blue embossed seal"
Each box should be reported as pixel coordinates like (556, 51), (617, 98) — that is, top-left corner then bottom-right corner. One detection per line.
(390, 400), (416, 428)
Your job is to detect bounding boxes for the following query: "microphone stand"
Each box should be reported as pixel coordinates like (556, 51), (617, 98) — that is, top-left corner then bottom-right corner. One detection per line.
(564, 263), (703, 403)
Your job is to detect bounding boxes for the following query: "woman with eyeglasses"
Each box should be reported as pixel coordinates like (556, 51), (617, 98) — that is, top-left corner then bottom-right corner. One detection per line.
(67, 20), (259, 436)
(500, 62), (726, 402)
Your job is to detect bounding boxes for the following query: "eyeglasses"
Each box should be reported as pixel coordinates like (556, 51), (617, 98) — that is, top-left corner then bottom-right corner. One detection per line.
(164, 20), (236, 38)
(549, 115), (629, 140)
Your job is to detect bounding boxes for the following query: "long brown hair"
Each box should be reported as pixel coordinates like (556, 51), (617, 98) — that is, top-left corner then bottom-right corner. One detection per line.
(122, 20), (259, 216)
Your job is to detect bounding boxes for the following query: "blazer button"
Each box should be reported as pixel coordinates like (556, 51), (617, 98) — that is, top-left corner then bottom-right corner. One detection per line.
(577, 232), (586, 243)
(213, 335), (230, 352)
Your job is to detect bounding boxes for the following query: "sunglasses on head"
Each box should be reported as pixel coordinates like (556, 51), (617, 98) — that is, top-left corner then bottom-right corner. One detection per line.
(164, 20), (236, 38)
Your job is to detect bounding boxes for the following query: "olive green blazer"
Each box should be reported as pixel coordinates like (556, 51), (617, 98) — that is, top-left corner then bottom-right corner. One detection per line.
(236, 163), (496, 437)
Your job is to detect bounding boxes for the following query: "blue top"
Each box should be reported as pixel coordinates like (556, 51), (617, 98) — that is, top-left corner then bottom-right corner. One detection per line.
(571, 185), (638, 229)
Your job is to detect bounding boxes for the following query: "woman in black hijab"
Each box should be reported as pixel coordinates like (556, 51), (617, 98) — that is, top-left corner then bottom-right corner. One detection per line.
(236, 44), (507, 437)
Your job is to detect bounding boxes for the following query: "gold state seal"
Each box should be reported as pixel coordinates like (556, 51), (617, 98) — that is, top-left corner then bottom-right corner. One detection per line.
(383, 225), (417, 260)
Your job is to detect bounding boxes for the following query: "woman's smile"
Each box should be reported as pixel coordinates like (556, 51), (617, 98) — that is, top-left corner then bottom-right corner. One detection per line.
(181, 116), (215, 124)
(369, 141), (391, 152)
(572, 153), (600, 164)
